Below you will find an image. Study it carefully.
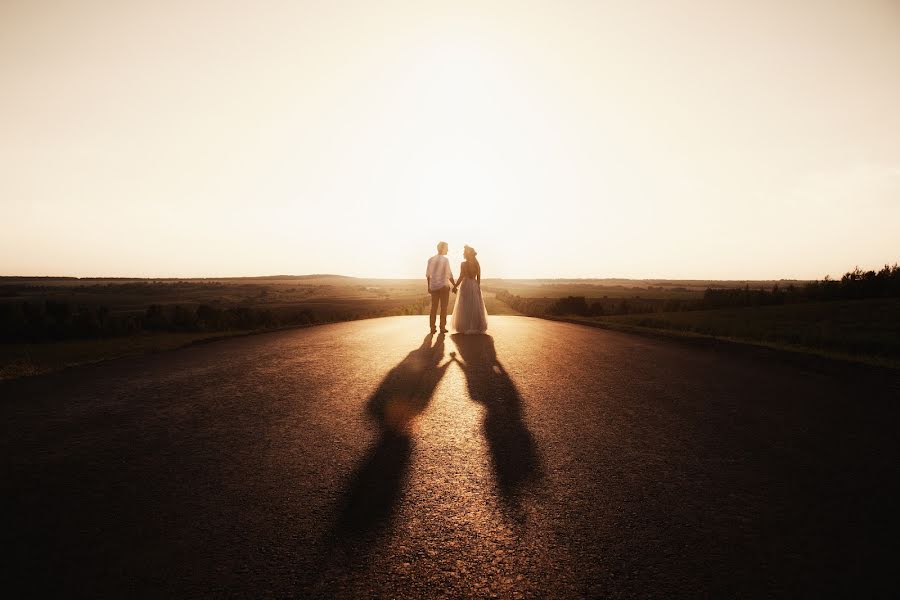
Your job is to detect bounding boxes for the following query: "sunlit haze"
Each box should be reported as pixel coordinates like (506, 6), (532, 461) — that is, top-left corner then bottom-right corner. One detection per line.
(2, 1), (899, 279)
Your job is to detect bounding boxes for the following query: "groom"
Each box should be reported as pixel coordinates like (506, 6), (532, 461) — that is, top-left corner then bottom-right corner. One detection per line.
(426, 241), (455, 333)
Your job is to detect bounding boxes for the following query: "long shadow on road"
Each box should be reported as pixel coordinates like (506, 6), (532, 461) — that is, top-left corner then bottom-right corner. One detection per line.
(307, 333), (449, 594)
(336, 332), (449, 535)
(451, 333), (541, 514)
(311, 332), (542, 594)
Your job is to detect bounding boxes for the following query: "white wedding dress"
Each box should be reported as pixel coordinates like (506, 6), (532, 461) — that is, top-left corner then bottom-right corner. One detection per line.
(452, 261), (488, 334)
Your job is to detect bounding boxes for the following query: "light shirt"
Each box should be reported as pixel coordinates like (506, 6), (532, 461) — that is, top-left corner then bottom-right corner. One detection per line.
(426, 254), (454, 291)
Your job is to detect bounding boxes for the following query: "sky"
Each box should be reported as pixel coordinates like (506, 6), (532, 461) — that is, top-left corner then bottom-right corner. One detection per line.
(1, 0), (899, 280)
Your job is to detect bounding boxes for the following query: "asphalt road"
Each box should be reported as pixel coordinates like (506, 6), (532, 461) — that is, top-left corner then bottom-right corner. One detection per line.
(3, 316), (898, 598)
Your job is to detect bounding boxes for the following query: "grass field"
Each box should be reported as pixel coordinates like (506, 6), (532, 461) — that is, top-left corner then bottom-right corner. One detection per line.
(0, 275), (524, 320)
(0, 331), (258, 380)
(558, 298), (900, 367)
(482, 291), (520, 315)
(0, 277), (532, 379)
(0, 275), (430, 314)
(5, 275), (891, 378)
(481, 278), (752, 300)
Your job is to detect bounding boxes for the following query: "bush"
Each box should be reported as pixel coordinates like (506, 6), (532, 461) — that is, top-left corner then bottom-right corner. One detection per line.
(547, 296), (590, 316)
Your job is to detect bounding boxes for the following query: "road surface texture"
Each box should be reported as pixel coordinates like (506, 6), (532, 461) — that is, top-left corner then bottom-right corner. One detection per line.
(3, 316), (898, 598)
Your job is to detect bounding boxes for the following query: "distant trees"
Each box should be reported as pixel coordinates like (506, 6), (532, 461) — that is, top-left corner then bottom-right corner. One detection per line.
(839, 264), (900, 298)
(702, 264), (900, 309)
(2, 264), (897, 341)
(495, 264), (900, 318)
(547, 296), (590, 316)
(495, 290), (555, 316)
(0, 301), (317, 343)
(0, 302), (141, 342)
(544, 296), (609, 317)
(497, 290), (663, 318)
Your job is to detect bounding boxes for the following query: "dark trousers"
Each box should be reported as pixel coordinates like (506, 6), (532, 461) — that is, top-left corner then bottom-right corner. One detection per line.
(429, 286), (450, 329)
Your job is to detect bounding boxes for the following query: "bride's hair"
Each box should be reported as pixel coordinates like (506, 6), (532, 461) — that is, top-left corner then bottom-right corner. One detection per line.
(463, 245), (477, 259)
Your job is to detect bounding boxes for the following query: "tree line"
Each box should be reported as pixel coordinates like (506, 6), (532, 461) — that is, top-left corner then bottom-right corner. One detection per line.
(497, 264), (900, 318)
(0, 302), (319, 343)
(701, 264), (900, 309)
(0, 294), (437, 343)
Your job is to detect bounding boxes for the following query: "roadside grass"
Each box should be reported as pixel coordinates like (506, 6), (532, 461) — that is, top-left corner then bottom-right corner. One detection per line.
(6, 277), (892, 378)
(555, 298), (900, 368)
(0, 293), (520, 381)
(0, 277), (438, 381)
(0, 331), (256, 380)
(482, 292), (521, 315)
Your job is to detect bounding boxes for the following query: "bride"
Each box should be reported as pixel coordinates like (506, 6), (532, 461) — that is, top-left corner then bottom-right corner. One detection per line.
(451, 245), (489, 334)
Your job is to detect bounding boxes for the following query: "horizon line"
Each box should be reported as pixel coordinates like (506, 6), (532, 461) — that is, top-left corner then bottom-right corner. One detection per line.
(3, 270), (891, 283)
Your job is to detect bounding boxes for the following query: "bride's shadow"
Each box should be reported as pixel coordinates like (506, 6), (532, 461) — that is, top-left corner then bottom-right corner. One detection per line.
(451, 333), (541, 511)
(335, 332), (449, 536)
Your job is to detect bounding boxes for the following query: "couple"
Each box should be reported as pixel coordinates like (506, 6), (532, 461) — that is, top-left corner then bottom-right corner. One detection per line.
(425, 241), (488, 335)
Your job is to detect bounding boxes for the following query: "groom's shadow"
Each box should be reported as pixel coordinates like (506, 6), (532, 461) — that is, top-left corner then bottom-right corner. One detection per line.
(451, 334), (541, 512)
(334, 332), (449, 536)
(306, 333), (448, 593)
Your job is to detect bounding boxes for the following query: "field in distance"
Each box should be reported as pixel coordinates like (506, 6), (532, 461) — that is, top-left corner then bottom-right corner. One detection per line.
(0, 274), (529, 378)
(489, 265), (900, 368)
(3, 270), (897, 378)
(1, 274), (741, 327)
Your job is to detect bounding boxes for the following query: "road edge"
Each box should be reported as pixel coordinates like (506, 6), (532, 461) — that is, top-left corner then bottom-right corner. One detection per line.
(542, 315), (900, 375)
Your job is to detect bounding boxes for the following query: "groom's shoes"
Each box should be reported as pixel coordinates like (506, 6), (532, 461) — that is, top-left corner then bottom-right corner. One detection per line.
(430, 327), (437, 334)
(440, 327), (449, 333)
